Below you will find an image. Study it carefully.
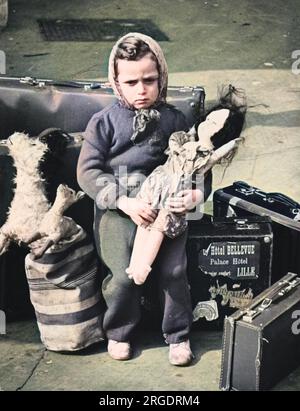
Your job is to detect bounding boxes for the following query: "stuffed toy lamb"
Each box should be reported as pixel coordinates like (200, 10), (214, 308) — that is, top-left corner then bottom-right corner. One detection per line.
(0, 131), (84, 257)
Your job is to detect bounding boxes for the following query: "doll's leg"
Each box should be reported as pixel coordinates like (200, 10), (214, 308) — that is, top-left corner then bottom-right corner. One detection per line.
(126, 225), (165, 285)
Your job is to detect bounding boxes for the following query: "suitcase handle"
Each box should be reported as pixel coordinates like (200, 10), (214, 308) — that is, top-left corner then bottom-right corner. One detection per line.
(242, 277), (300, 323)
(233, 180), (252, 194)
(233, 181), (266, 198)
(266, 192), (300, 209)
(233, 181), (300, 210)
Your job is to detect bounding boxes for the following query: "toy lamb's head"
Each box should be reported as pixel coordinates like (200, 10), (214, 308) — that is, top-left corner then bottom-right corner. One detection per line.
(38, 128), (70, 160)
(54, 184), (85, 211)
(7, 132), (48, 174)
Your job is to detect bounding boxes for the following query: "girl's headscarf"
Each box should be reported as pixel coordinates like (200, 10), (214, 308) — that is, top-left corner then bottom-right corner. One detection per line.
(108, 32), (168, 109)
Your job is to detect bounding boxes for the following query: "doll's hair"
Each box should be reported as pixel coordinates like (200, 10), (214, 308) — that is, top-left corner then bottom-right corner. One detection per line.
(207, 85), (246, 150)
(114, 37), (158, 74)
(195, 85), (247, 167)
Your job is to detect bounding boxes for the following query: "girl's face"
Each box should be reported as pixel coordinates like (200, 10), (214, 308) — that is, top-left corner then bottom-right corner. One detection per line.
(116, 53), (159, 109)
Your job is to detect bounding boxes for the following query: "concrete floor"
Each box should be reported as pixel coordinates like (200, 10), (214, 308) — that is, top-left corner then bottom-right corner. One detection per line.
(0, 0), (300, 391)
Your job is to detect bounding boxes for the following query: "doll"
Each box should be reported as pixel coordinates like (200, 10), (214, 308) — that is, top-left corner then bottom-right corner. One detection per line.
(125, 85), (247, 285)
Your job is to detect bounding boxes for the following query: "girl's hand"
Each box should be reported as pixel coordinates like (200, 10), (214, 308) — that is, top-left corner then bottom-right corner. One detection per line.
(117, 196), (158, 226)
(165, 189), (204, 214)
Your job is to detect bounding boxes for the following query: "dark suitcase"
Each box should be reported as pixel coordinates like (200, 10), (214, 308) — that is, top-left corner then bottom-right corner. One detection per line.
(187, 215), (273, 329)
(0, 76), (205, 321)
(0, 76), (205, 138)
(220, 272), (300, 391)
(213, 181), (300, 283)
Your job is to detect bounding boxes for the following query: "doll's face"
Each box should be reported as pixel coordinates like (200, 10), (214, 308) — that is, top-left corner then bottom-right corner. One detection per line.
(116, 53), (159, 109)
(197, 108), (230, 147)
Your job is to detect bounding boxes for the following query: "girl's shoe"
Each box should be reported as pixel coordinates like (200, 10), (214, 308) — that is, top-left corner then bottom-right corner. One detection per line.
(169, 340), (194, 366)
(108, 339), (131, 361)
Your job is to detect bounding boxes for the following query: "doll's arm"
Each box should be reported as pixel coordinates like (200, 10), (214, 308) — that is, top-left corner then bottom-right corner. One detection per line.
(202, 138), (242, 173)
(126, 207), (187, 284)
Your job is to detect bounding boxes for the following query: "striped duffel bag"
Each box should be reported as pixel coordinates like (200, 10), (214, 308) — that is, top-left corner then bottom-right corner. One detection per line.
(25, 225), (105, 351)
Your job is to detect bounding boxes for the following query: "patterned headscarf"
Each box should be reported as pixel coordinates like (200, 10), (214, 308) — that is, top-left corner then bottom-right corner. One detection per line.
(108, 32), (168, 107)
(108, 33), (168, 143)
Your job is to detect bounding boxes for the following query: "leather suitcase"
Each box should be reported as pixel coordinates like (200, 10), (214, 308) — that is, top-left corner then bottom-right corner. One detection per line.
(220, 272), (300, 391)
(213, 181), (300, 283)
(187, 215), (273, 329)
(0, 76), (205, 321)
(0, 76), (205, 138)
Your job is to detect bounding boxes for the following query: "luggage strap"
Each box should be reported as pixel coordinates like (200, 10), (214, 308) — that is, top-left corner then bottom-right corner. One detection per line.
(242, 276), (300, 323)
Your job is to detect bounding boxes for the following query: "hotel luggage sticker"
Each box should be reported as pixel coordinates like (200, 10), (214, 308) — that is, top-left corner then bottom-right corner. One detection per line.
(208, 282), (254, 309)
(199, 241), (260, 279)
(198, 241), (259, 308)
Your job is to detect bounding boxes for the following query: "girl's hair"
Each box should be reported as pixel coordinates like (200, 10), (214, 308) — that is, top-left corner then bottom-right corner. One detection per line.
(114, 37), (158, 75)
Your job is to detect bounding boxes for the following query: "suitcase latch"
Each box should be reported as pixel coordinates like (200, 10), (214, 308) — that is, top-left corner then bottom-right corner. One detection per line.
(242, 309), (259, 323)
(20, 76), (39, 86)
(19, 76), (45, 88)
(242, 298), (272, 323)
(236, 186), (255, 196)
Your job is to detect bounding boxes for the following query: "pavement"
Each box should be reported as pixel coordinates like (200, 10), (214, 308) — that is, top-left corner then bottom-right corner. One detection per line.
(0, 0), (300, 391)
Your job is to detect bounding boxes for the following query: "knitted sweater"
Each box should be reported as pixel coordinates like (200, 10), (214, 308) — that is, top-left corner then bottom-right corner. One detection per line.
(76, 101), (196, 209)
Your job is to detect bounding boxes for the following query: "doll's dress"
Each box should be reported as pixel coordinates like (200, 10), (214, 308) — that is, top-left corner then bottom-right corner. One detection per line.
(136, 130), (213, 238)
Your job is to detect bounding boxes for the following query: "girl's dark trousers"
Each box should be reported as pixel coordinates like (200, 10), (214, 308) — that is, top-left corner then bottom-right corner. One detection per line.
(94, 209), (193, 344)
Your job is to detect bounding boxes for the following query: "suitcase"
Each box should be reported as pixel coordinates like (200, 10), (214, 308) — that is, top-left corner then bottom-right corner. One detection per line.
(187, 215), (273, 329)
(0, 76), (205, 139)
(220, 272), (300, 391)
(213, 181), (300, 283)
(0, 76), (206, 321)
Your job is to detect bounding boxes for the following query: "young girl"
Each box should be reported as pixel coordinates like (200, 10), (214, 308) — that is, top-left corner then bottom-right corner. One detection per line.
(77, 33), (211, 365)
(125, 85), (247, 286)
